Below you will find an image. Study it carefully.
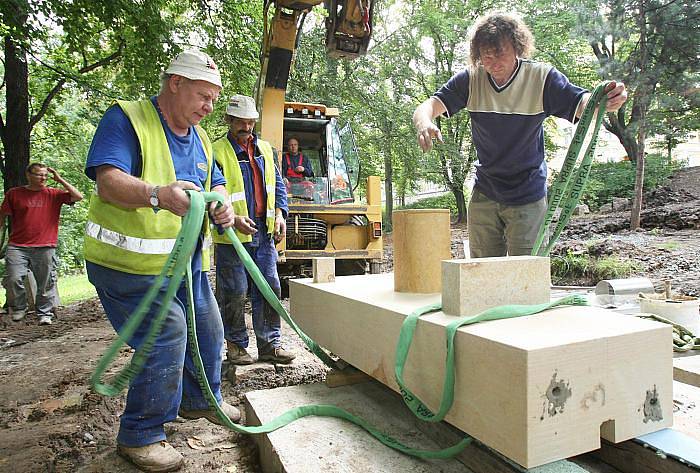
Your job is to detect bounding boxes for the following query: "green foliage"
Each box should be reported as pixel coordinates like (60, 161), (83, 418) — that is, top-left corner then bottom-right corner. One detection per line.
(551, 250), (640, 285)
(397, 192), (461, 216)
(555, 154), (684, 210)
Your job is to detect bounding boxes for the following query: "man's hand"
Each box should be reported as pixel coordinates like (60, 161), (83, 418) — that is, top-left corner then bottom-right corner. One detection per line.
(413, 97), (447, 153)
(234, 216), (258, 235)
(208, 200), (235, 229)
(48, 166), (83, 202)
(158, 181), (201, 216)
(415, 121), (443, 153)
(274, 214), (286, 242)
(47, 167), (61, 182)
(604, 81), (627, 113)
(295, 165), (305, 173)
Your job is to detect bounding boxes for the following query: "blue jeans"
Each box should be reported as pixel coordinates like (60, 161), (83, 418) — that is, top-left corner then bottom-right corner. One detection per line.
(86, 256), (224, 448)
(215, 217), (281, 352)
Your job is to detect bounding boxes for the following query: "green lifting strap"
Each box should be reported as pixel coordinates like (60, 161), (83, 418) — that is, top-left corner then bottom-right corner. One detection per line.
(532, 81), (612, 257)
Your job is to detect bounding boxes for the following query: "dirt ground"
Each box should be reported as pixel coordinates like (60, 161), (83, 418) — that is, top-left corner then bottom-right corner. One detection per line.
(1, 167), (700, 472)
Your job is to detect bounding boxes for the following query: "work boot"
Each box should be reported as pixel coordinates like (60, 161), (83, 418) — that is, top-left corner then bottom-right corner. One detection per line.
(179, 401), (241, 425)
(38, 315), (53, 326)
(10, 310), (26, 322)
(117, 441), (183, 472)
(227, 342), (254, 365)
(258, 346), (296, 364)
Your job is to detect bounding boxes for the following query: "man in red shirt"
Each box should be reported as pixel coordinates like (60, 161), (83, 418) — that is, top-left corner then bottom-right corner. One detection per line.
(1, 163), (83, 325)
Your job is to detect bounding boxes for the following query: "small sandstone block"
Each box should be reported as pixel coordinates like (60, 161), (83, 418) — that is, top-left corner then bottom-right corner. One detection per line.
(312, 258), (335, 283)
(442, 256), (551, 316)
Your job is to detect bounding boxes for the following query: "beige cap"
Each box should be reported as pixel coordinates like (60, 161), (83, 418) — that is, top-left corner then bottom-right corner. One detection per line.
(165, 50), (222, 88)
(226, 94), (259, 119)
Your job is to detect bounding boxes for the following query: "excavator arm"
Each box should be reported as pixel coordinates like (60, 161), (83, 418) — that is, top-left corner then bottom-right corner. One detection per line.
(256, 0), (374, 151)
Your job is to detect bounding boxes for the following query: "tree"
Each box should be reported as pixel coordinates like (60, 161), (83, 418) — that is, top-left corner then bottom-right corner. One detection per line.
(0, 0), (185, 191)
(583, 0), (700, 228)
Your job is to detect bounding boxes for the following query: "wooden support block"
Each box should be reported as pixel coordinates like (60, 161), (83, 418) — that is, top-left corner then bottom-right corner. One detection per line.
(325, 366), (371, 388)
(290, 273), (673, 469)
(392, 209), (451, 293)
(674, 355), (700, 388)
(312, 257), (335, 283)
(442, 256), (551, 316)
(591, 438), (696, 473)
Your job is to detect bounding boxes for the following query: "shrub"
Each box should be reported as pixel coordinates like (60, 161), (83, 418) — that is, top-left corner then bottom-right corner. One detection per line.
(551, 250), (641, 285)
(397, 192), (460, 215)
(551, 154), (684, 211)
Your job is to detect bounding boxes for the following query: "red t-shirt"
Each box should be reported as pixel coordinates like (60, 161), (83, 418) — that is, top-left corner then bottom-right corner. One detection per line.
(0, 186), (72, 247)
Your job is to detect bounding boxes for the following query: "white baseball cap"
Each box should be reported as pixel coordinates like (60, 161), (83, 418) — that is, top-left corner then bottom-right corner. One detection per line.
(165, 50), (222, 88)
(226, 94), (259, 119)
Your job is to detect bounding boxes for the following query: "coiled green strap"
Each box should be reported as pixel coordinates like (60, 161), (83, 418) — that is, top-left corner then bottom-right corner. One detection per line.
(532, 82), (612, 256)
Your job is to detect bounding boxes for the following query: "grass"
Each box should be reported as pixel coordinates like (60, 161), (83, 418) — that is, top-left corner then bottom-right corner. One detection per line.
(551, 252), (641, 286)
(655, 241), (680, 251)
(0, 272), (96, 307)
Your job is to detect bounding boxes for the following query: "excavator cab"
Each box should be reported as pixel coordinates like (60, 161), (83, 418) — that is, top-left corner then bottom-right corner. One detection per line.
(281, 102), (356, 207)
(277, 102), (382, 292)
(258, 1), (381, 294)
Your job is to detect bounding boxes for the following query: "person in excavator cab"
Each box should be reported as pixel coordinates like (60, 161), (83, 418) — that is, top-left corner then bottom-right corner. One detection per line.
(282, 137), (314, 181)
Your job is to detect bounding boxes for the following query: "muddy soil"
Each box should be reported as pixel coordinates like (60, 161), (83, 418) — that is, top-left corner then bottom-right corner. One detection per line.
(0, 297), (326, 473)
(2, 167), (700, 472)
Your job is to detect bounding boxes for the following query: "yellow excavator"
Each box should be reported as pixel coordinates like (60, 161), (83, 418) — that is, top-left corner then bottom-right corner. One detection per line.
(255, 0), (382, 294)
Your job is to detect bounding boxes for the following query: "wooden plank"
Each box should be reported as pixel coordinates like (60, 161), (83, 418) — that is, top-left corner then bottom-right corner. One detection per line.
(325, 366), (371, 388)
(289, 272), (673, 469)
(591, 439), (696, 473)
(673, 355), (700, 388)
(441, 257), (551, 316)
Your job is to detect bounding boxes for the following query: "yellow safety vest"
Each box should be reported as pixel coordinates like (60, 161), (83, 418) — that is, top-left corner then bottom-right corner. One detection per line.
(84, 99), (213, 275)
(212, 137), (276, 244)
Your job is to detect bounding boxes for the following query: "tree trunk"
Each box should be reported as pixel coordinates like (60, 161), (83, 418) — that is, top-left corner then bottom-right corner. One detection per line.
(453, 187), (467, 223)
(384, 146), (393, 228)
(3, 35), (30, 191)
(631, 140), (645, 230)
(630, 0), (648, 230)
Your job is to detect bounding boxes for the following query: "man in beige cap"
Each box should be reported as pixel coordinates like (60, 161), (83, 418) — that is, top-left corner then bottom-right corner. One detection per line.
(212, 94), (295, 367)
(84, 49), (240, 472)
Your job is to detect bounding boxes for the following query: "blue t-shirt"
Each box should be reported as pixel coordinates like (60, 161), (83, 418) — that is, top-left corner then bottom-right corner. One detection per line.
(434, 60), (586, 205)
(85, 96), (225, 189)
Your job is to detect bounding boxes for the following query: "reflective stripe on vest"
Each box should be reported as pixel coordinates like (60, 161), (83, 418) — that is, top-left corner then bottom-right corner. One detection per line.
(230, 191), (246, 203)
(212, 136), (277, 244)
(86, 221), (176, 254)
(84, 98), (214, 275)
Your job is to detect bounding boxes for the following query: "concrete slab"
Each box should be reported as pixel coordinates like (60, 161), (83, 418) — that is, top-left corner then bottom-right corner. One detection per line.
(245, 381), (468, 473)
(244, 381), (597, 473)
(673, 355), (700, 388)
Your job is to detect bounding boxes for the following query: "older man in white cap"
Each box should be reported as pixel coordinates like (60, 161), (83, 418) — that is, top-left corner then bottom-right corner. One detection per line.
(84, 50), (240, 472)
(212, 95), (295, 367)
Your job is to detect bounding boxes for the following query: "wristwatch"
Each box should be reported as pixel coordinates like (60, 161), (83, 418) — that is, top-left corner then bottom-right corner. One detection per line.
(149, 185), (161, 212)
